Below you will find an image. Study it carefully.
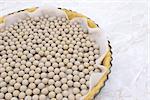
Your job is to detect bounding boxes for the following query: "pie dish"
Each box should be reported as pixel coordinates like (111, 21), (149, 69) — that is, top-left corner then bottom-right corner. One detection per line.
(0, 7), (112, 100)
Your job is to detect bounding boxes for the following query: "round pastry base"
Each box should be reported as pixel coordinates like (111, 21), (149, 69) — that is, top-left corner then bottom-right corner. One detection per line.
(0, 7), (113, 100)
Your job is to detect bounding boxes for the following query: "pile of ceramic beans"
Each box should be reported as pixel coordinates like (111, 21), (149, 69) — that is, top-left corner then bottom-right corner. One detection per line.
(0, 15), (101, 100)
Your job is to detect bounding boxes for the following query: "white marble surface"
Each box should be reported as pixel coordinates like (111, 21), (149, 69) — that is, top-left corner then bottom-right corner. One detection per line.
(0, 0), (149, 100)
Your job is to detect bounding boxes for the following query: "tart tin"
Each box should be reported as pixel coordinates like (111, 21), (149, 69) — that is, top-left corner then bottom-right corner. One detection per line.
(0, 7), (112, 100)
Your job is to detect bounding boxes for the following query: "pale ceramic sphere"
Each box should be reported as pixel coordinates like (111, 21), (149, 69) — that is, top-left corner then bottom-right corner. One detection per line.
(56, 93), (63, 100)
(68, 93), (75, 100)
(25, 89), (32, 95)
(61, 84), (68, 90)
(75, 94), (82, 99)
(48, 85), (55, 91)
(18, 92), (25, 99)
(5, 93), (12, 100)
(0, 93), (4, 99)
(67, 80), (73, 87)
(60, 78), (67, 84)
(62, 90), (69, 97)
(19, 85), (27, 92)
(28, 83), (36, 89)
(32, 95), (39, 100)
(13, 90), (20, 97)
(73, 88), (80, 94)
(55, 87), (62, 93)
(48, 91), (56, 98)
(33, 88), (40, 95)
(38, 83), (45, 89)
(39, 95), (47, 100)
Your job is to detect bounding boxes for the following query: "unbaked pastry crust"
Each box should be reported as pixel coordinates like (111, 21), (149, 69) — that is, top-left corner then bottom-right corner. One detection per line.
(0, 7), (112, 100)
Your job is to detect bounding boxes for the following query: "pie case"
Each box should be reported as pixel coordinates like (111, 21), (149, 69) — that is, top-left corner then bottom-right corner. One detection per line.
(0, 7), (112, 100)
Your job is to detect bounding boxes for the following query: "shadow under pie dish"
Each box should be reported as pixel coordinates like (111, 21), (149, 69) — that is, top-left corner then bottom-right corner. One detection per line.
(0, 7), (112, 100)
